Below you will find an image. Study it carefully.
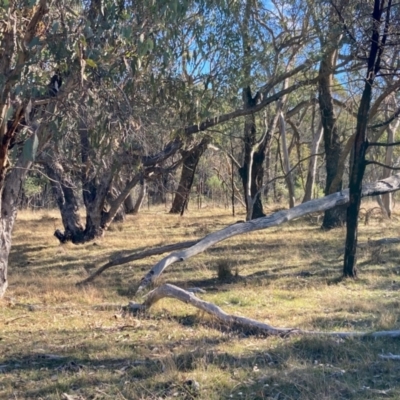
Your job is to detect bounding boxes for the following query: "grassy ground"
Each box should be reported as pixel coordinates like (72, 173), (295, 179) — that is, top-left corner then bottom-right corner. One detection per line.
(2, 203), (400, 399)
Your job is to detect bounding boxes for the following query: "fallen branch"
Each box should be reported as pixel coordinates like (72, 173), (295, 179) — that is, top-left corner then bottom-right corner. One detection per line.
(379, 353), (400, 360)
(359, 237), (400, 248)
(137, 174), (400, 294)
(77, 239), (199, 285)
(337, 236), (400, 257)
(128, 284), (400, 338)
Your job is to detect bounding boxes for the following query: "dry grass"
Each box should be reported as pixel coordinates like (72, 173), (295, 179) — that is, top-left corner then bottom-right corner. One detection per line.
(2, 203), (400, 399)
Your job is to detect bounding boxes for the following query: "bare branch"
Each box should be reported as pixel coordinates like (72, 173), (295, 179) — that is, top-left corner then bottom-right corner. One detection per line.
(128, 284), (400, 338)
(365, 160), (400, 170)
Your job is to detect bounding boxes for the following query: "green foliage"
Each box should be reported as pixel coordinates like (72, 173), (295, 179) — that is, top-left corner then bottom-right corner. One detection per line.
(23, 175), (44, 197)
(206, 175), (223, 189)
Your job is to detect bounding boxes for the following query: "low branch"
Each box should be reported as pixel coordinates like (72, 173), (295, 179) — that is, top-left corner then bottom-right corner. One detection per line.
(367, 140), (400, 147)
(128, 284), (400, 338)
(365, 160), (400, 170)
(77, 240), (199, 285)
(136, 174), (400, 294)
(359, 237), (400, 248)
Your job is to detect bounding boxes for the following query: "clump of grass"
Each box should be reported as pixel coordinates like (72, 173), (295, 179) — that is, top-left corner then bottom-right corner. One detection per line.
(216, 260), (239, 281)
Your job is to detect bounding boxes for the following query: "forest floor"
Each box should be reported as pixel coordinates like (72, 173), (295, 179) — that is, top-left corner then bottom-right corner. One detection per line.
(2, 203), (400, 399)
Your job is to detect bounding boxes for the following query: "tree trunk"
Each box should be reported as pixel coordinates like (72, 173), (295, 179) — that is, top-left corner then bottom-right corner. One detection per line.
(0, 157), (32, 297)
(124, 189), (135, 214)
(107, 186), (126, 223)
(170, 138), (210, 215)
(44, 160), (87, 243)
(132, 180), (147, 214)
(239, 87), (265, 220)
(303, 123), (323, 203)
(318, 30), (345, 229)
(343, 0), (388, 278)
(279, 111), (295, 208)
(378, 117), (399, 218)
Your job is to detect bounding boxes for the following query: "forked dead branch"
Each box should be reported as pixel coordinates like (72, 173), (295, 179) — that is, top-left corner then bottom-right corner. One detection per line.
(128, 284), (400, 338)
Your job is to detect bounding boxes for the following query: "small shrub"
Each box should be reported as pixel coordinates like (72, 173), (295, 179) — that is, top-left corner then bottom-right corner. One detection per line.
(216, 260), (233, 281)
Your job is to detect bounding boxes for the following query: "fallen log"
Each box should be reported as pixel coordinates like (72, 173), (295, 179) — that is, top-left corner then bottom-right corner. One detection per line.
(78, 239), (199, 285)
(128, 284), (400, 338)
(136, 174), (400, 294)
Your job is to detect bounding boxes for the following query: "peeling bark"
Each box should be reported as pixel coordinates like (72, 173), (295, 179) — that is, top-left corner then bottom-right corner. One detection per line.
(303, 123), (323, 203)
(170, 138), (210, 215)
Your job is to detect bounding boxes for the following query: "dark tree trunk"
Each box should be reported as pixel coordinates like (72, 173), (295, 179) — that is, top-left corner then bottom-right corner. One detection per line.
(170, 138), (210, 215)
(239, 86), (266, 220)
(318, 29), (346, 229)
(44, 160), (87, 243)
(343, 0), (389, 278)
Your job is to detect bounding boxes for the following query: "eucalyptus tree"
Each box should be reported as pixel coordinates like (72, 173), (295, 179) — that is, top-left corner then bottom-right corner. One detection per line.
(42, 0), (211, 242)
(235, 0), (318, 219)
(0, 0), (83, 297)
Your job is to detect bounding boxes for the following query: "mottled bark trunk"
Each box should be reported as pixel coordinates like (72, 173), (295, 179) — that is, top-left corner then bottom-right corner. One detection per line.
(170, 138), (210, 215)
(303, 123), (323, 203)
(318, 32), (345, 229)
(0, 157), (32, 297)
(239, 87), (265, 220)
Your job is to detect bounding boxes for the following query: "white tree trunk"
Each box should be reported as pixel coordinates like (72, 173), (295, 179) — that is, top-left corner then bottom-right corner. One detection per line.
(280, 110), (296, 208)
(303, 123), (323, 203)
(0, 157), (32, 297)
(378, 118), (399, 218)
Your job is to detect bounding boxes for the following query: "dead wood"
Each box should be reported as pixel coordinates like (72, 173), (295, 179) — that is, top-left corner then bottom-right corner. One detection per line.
(128, 284), (400, 338)
(136, 174), (400, 294)
(379, 353), (400, 360)
(77, 240), (199, 285)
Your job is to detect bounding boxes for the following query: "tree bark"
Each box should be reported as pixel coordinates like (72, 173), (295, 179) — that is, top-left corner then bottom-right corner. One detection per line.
(132, 179), (147, 215)
(303, 123), (323, 203)
(128, 283), (400, 338)
(124, 190), (135, 214)
(318, 31), (345, 229)
(279, 111), (295, 208)
(239, 87), (266, 220)
(0, 157), (32, 297)
(170, 138), (210, 215)
(43, 159), (86, 243)
(378, 117), (399, 218)
(343, 0), (389, 278)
